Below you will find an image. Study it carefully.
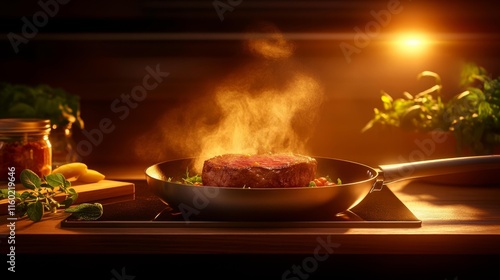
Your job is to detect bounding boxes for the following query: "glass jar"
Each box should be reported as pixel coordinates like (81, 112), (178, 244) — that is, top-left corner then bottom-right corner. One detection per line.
(0, 118), (52, 183)
(50, 123), (79, 168)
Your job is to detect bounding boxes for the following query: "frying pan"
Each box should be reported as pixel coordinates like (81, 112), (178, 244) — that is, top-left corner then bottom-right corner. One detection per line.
(145, 155), (500, 221)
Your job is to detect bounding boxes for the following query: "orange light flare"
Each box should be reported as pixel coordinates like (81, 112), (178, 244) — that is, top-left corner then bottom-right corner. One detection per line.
(392, 33), (433, 55)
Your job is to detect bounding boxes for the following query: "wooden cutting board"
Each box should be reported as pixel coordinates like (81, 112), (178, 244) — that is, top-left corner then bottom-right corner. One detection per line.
(0, 180), (135, 215)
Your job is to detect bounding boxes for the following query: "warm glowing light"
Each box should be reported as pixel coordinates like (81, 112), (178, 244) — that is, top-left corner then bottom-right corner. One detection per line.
(404, 38), (422, 47)
(394, 33), (430, 55)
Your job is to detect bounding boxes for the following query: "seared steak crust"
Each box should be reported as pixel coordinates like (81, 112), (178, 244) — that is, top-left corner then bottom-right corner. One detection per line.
(202, 153), (317, 188)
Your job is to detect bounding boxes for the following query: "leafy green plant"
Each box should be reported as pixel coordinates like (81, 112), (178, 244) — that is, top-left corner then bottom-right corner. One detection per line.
(0, 82), (84, 129)
(4, 169), (103, 222)
(361, 71), (447, 133)
(445, 63), (500, 155)
(362, 63), (500, 155)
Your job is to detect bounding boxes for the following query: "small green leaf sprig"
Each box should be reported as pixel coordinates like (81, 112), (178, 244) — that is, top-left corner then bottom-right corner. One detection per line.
(65, 203), (104, 220)
(361, 71), (447, 133)
(15, 169), (78, 222)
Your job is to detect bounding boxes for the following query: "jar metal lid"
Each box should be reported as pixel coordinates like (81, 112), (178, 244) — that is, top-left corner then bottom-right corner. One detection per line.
(0, 118), (51, 134)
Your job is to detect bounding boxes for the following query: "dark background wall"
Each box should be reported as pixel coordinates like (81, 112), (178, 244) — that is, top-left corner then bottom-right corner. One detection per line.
(1, 0), (499, 169)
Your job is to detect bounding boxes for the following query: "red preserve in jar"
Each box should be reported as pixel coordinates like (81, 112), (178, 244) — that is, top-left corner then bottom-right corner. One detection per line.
(0, 119), (52, 182)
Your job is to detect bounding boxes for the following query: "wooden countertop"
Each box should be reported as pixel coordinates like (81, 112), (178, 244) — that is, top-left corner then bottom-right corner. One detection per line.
(4, 175), (500, 253)
(2, 165), (500, 278)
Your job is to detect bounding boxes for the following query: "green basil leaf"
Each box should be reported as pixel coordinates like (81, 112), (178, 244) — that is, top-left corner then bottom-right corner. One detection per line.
(65, 203), (103, 220)
(27, 201), (43, 222)
(20, 169), (42, 190)
(63, 179), (71, 189)
(16, 203), (27, 217)
(60, 198), (74, 208)
(45, 173), (66, 188)
(68, 188), (78, 199)
(59, 187), (78, 208)
(19, 191), (31, 200)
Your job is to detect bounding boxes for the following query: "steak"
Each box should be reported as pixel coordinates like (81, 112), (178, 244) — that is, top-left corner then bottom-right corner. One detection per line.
(201, 153), (317, 188)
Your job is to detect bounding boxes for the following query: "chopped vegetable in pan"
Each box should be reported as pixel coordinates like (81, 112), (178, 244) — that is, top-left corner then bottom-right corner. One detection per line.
(170, 168), (342, 188)
(166, 168), (203, 186)
(308, 176), (342, 187)
(182, 169), (203, 186)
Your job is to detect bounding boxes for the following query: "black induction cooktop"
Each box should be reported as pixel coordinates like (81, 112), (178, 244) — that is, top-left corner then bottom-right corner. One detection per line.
(61, 180), (421, 228)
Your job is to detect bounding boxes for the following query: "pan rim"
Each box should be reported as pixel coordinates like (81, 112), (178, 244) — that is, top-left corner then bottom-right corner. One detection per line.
(144, 156), (379, 190)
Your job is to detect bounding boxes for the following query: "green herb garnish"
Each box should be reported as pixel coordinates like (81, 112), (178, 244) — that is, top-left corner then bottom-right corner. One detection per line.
(7, 169), (102, 222)
(182, 168), (203, 185)
(14, 169), (78, 222)
(65, 203), (103, 220)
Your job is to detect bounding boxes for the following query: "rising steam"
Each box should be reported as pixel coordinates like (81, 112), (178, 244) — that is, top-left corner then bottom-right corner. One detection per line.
(134, 23), (324, 172)
(244, 21), (295, 59)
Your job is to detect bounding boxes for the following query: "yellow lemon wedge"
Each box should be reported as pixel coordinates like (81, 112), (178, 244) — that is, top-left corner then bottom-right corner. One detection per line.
(76, 169), (105, 183)
(52, 162), (88, 180)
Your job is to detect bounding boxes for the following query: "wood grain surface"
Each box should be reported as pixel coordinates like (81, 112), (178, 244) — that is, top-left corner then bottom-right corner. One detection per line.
(0, 179), (135, 215)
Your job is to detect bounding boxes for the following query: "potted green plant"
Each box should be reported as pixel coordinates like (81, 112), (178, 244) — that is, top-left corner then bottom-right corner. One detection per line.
(361, 70), (448, 133)
(0, 82), (84, 129)
(0, 82), (85, 166)
(445, 63), (500, 155)
(362, 63), (500, 155)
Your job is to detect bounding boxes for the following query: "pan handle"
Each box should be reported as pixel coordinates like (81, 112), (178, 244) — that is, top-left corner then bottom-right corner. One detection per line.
(378, 155), (500, 184)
